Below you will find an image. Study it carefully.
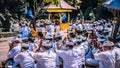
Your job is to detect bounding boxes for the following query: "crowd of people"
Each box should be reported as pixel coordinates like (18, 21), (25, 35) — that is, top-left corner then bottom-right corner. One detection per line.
(3, 17), (120, 68)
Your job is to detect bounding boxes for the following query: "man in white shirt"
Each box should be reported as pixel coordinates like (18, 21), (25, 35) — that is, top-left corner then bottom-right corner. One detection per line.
(75, 37), (85, 67)
(7, 38), (21, 67)
(46, 22), (55, 35)
(55, 40), (82, 68)
(94, 41), (116, 68)
(12, 21), (20, 32)
(18, 24), (29, 38)
(33, 40), (57, 68)
(8, 39), (21, 59)
(113, 46), (120, 68)
(14, 43), (35, 68)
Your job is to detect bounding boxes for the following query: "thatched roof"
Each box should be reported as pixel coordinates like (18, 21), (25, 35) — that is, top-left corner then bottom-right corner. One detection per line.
(43, 0), (76, 10)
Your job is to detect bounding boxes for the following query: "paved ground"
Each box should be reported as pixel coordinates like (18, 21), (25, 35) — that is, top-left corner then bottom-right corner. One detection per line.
(0, 37), (13, 67)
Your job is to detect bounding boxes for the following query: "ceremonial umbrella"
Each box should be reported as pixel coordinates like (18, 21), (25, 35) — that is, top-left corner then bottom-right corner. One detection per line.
(102, 0), (120, 10)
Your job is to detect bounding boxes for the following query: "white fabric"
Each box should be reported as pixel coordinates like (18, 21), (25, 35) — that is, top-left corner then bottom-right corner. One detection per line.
(76, 24), (83, 31)
(113, 47), (120, 68)
(102, 41), (114, 47)
(55, 26), (60, 31)
(55, 32), (61, 38)
(20, 27), (29, 37)
(12, 23), (20, 31)
(42, 41), (52, 47)
(37, 27), (45, 33)
(34, 38), (41, 45)
(7, 44), (21, 58)
(94, 50), (115, 68)
(97, 25), (104, 31)
(56, 49), (81, 68)
(46, 25), (54, 34)
(14, 51), (35, 68)
(66, 40), (74, 46)
(29, 43), (37, 51)
(33, 50), (57, 68)
(76, 45), (85, 65)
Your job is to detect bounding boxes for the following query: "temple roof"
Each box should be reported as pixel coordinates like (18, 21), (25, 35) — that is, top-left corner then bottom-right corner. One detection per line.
(43, 0), (76, 10)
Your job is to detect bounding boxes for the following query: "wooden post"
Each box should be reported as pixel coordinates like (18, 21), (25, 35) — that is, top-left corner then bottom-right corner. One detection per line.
(68, 12), (70, 23)
(59, 13), (62, 23)
(48, 12), (50, 20)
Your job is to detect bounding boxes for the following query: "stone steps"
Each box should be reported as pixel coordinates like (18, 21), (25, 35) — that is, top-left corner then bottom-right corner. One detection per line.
(0, 32), (17, 38)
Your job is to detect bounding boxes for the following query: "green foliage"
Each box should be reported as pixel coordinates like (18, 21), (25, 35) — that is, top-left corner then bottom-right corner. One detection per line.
(96, 7), (114, 20)
(52, 0), (60, 6)
(84, 7), (92, 20)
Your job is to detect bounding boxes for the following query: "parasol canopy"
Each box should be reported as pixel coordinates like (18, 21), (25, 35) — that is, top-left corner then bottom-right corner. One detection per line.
(102, 0), (120, 10)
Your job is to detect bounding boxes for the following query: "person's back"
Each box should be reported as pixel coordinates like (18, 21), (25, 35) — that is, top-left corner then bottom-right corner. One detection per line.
(34, 50), (56, 68)
(97, 50), (115, 68)
(21, 27), (29, 37)
(56, 40), (81, 68)
(14, 51), (35, 68)
(14, 43), (35, 68)
(7, 39), (21, 59)
(12, 23), (20, 32)
(113, 47), (120, 68)
(63, 50), (79, 68)
(94, 41), (116, 68)
(7, 44), (21, 58)
(33, 40), (57, 68)
(49, 25), (55, 34)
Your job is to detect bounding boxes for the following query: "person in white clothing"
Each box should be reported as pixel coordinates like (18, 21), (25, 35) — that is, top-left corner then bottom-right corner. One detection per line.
(18, 24), (29, 38)
(7, 38), (21, 67)
(11, 21), (20, 32)
(94, 41), (116, 68)
(75, 37), (85, 67)
(14, 43), (35, 68)
(113, 46), (120, 68)
(33, 40), (57, 68)
(55, 40), (81, 68)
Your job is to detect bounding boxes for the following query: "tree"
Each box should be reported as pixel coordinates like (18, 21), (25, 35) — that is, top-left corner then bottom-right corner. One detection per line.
(84, 7), (92, 20)
(0, 0), (60, 31)
(28, 0), (60, 30)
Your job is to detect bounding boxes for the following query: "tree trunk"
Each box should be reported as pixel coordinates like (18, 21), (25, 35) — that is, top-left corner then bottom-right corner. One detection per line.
(113, 16), (120, 43)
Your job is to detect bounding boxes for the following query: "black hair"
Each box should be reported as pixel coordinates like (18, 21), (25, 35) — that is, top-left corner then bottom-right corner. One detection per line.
(42, 46), (51, 50)
(77, 41), (81, 45)
(70, 33), (76, 38)
(22, 47), (29, 50)
(22, 39), (29, 43)
(28, 37), (35, 43)
(56, 37), (62, 40)
(76, 31), (82, 35)
(13, 40), (20, 43)
(38, 32), (43, 38)
(66, 45), (74, 49)
(40, 25), (44, 27)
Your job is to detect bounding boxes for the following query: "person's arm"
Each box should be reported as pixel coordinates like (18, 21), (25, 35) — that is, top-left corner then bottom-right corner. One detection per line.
(54, 37), (67, 52)
(94, 49), (102, 60)
(62, 37), (67, 44)
(7, 48), (17, 58)
(33, 40), (42, 53)
(8, 41), (13, 51)
(14, 53), (22, 63)
(87, 34), (91, 40)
